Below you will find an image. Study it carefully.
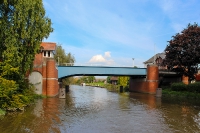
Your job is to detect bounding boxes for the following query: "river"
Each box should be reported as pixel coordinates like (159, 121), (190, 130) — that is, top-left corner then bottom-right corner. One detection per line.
(1, 85), (200, 133)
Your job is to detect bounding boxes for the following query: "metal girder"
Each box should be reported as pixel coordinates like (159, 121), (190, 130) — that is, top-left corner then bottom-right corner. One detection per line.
(58, 66), (147, 79)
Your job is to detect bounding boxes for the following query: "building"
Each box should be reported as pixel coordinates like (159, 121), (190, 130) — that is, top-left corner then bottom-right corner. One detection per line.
(110, 76), (118, 85)
(143, 52), (167, 70)
(28, 42), (59, 96)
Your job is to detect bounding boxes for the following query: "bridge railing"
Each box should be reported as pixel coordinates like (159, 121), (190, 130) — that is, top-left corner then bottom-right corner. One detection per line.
(58, 63), (145, 68)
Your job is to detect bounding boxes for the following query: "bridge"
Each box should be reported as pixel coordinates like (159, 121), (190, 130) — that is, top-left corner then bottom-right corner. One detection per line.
(30, 43), (181, 96)
(57, 65), (161, 94)
(58, 66), (147, 79)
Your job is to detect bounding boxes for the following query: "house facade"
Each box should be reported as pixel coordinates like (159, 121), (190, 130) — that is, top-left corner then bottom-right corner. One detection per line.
(143, 52), (167, 70)
(110, 76), (118, 85)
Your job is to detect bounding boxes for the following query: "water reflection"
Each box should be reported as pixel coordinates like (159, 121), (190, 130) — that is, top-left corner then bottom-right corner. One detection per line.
(0, 85), (200, 133)
(129, 93), (162, 109)
(0, 98), (64, 133)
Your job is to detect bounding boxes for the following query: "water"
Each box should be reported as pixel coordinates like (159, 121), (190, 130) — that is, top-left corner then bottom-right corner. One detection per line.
(1, 85), (200, 133)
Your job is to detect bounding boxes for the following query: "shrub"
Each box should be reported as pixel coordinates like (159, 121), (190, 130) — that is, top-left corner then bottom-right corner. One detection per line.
(124, 86), (129, 92)
(171, 82), (187, 91)
(0, 77), (37, 111)
(187, 82), (200, 93)
(0, 109), (6, 115)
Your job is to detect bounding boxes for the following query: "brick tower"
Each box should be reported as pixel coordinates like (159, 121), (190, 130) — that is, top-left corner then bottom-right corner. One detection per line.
(29, 42), (59, 96)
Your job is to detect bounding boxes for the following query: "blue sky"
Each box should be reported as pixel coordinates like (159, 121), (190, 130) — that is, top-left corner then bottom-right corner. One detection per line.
(43, 0), (200, 67)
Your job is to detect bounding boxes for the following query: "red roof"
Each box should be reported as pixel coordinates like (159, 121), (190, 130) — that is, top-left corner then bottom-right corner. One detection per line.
(110, 76), (118, 81)
(41, 42), (56, 51)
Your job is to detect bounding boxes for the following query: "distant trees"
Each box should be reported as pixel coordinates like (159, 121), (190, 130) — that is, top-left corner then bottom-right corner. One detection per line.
(76, 76), (96, 84)
(88, 76), (95, 83)
(163, 23), (200, 81)
(107, 76), (111, 84)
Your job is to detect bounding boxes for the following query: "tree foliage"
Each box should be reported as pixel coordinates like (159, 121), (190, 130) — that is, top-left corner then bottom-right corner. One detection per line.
(54, 44), (75, 66)
(107, 76), (111, 84)
(0, 0), (52, 110)
(75, 76), (95, 84)
(118, 76), (129, 87)
(163, 23), (200, 81)
(54, 44), (76, 86)
(88, 76), (95, 83)
(0, 0), (52, 83)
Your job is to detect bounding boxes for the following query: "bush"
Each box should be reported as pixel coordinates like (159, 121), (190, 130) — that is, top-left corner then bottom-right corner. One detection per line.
(124, 86), (129, 92)
(171, 82), (187, 91)
(0, 109), (6, 116)
(0, 77), (37, 111)
(187, 82), (200, 93)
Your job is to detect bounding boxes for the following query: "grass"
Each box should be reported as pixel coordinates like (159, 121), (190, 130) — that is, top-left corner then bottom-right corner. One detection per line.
(162, 88), (200, 99)
(0, 109), (6, 116)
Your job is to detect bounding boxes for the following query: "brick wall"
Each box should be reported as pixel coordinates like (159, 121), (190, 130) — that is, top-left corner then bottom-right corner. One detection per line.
(31, 52), (59, 97)
(46, 58), (59, 96)
(129, 65), (158, 94)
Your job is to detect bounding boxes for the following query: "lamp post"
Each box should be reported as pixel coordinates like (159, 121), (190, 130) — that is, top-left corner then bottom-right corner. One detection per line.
(132, 58), (134, 67)
(58, 56), (59, 66)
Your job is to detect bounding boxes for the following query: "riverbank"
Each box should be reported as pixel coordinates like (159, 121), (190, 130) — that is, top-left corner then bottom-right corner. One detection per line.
(86, 83), (129, 92)
(162, 89), (200, 99)
(162, 82), (200, 99)
(0, 94), (45, 116)
(86, 83), (120, 91)
(86, 82), (200, 99)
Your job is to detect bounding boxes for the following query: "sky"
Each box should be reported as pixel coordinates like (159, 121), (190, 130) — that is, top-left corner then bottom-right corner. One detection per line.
(43, 0), (200, 68)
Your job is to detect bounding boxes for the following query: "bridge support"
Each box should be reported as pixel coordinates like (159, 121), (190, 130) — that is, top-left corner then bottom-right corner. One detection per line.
(129, 65), (158, 94)
(46, 58), (59, 96)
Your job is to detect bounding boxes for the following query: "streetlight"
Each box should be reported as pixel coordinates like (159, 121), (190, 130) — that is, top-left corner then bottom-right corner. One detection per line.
(132, 58), (134, 67)
(58, 56), (59, 66)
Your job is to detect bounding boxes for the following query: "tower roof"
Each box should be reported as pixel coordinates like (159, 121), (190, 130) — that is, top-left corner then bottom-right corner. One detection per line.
(40, 42), (56, 51)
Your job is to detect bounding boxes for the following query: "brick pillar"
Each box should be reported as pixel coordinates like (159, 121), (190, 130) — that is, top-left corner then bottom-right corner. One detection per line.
(182, 75), (189, 85)
(42, 61), (47, 95)
(46, 58), (58, 96)
(146, 65), (158, 94)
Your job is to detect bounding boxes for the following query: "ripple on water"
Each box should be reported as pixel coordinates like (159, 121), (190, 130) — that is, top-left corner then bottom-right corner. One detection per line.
(1, 85), (200, 133)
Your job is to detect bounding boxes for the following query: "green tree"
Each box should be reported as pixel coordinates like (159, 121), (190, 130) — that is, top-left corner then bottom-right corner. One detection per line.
(54, 44), (75, 66)
(88, 76), (95, 83)
(118, 76), (129, 87)
(54, 44), (75, 85)
(0, 0), (53, 85)
(0, 0), (52, 110)
(163, 23), (200, 82)
(107, 76), (111, 84)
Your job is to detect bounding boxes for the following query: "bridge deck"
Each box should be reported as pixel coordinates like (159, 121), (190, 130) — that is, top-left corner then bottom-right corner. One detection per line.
(58, 66), (147, 78)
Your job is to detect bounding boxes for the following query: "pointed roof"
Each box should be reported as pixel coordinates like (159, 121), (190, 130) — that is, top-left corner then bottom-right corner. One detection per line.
(143, 52), (165, 64)
(40, 42), (56, 51)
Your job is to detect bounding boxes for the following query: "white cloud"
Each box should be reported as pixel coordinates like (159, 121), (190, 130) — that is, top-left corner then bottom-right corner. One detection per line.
(104, 51), (111, 58)
(89, 52), (115, 65)
(89, 55), (106, 63)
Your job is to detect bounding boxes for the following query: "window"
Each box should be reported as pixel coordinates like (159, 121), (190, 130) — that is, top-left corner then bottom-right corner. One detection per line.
(44, 51), (46, 57)
(48, 51), (51, 57)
